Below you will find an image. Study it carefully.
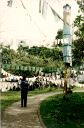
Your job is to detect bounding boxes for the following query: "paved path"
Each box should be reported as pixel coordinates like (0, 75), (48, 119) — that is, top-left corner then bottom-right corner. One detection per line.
(1, 92), (62, 128)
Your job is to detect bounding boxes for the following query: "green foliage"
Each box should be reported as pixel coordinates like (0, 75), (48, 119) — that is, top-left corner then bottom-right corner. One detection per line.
(77, 0), (84, 13)
(1, 91), (20, 111)
(55, 29), (63, 40)
(28, 46), (62, 60)
(73, 0), (84, 66)
(74, 1), (84, 40)
(72, 38), (84, 66)
(1, 43), (63, 75)
(74, 15), (84, 39)
(40, 92), (84, 128)
(17, 41), (29, 54)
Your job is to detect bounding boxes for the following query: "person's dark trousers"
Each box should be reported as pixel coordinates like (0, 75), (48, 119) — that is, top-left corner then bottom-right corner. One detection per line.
(21, 92), (27, 107)
(24, 92), (27, 107)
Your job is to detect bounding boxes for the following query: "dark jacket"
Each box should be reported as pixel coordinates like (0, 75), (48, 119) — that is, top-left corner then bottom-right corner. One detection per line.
(20, 80), (28, 93)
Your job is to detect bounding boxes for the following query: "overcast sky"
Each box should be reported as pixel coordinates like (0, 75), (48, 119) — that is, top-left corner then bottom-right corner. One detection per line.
(0, 0), (79, 49)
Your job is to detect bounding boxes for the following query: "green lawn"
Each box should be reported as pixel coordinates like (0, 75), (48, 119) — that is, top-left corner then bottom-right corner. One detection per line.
(0, 91), (20, 111)
(28, 87), (62, 96)
(0, 87), (62, 111)
(40, 92), (84, 128)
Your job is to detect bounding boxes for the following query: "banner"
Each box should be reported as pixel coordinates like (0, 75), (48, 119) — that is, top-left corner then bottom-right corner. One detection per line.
(15, 65), (20, 70)
(10, 65), (15, 70)
(50, 6), (60, 22)
(39, 0), (42, 13)
(36, 67), (39, 72)
(39, 67), (43, 72)
(20, 66), (24, 70)
(7, 0), (13, 7)
(2, 64), (8, 69)
(24, 66), (28, 71)
(32, 67), (36, 71)
(42, 0), (48, 18)
(28, 66), (31, 71)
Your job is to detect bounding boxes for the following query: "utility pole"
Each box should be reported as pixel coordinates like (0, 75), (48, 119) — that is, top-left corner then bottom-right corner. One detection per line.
(63, 4), (72, 95)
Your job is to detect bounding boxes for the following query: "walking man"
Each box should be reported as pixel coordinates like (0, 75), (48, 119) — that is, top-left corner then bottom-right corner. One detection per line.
(20, 75), (29, 107)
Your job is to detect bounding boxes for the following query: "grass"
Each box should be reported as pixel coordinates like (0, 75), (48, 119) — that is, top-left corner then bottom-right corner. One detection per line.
(28, 87), (62, 96)
(73, 86), (84, 91)
(0, 87), (62, 111)
(0, 91), (20, 111)
(40, 92), (84, 128)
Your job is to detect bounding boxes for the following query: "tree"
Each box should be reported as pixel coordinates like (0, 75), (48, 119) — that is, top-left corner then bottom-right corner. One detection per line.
(73, 0), (84, 66)
(73, 38), (84, 66)
(74, 0), (84, 40)
(74, 15), (84, 39)
(17, 41), (29, 54)
(55, 29), (63, 46)
(77, 0), (84, 13)
(1, 42), (64, 76)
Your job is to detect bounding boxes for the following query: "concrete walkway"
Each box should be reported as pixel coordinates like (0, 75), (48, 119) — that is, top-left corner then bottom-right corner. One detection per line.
(1, 92), (62, 128)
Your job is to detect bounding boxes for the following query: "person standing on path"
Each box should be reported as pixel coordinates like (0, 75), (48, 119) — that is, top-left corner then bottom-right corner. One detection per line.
(20, 75), (29, 107)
